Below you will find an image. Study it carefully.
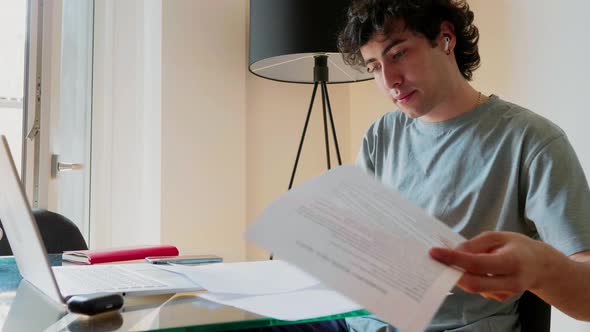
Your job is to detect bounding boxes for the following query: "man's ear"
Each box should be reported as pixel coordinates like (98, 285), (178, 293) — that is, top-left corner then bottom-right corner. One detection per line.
(439, 21), (456, 51)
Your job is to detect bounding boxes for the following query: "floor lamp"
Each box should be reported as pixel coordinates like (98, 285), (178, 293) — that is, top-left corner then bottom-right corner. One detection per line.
(249, 0), (372, 260)
(248, 0), (373, 191)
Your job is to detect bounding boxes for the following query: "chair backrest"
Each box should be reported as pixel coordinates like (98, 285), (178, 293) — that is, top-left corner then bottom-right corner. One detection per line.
(0, 209), (87, 255)
(519, 290), (551, 332)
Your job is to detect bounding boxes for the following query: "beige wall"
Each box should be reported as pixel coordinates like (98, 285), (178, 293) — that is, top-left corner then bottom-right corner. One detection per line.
(246, 75), (351, 260)
(159, 0), (353, 262)
(348, 81), (390, 161)
(161, 0), (247, 262)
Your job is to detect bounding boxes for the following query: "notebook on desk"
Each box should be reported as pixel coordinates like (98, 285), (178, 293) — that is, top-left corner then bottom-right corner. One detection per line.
(0, 135), (201, 305)
(62, 244), (179, 264)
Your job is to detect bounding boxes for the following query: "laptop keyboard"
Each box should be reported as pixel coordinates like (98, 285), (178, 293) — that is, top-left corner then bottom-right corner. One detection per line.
(53, 265), (168, 294)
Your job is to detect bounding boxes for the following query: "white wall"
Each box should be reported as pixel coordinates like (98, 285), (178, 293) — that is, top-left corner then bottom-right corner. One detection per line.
(472, 0), (590, 178)
(91, 0), (162, 248)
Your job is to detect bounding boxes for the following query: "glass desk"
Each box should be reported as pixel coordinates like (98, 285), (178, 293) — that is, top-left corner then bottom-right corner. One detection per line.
(0, 255), (368, 331)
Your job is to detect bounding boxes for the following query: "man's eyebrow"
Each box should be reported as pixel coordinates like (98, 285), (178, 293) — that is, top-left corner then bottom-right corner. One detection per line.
(363, 37), (407, 66)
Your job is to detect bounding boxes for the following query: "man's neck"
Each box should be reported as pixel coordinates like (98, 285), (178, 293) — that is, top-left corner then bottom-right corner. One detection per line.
(421, 81), (481, 123)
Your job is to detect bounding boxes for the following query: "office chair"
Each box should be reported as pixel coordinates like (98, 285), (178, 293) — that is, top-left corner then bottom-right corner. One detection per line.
(0, 208), (88, 255)
(519, 290), (551, 332)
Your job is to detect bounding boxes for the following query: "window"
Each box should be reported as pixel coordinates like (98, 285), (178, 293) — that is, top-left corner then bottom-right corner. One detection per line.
(0, 0), (26, 175)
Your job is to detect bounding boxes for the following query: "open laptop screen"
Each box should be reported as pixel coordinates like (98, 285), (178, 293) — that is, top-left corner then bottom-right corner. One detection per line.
(0, 135), (65, 304)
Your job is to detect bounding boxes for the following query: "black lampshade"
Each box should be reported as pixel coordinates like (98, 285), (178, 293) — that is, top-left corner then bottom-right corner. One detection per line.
(249, 0), (373, 84)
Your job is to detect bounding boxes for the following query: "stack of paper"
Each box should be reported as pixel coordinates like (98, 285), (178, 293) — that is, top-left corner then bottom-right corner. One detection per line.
(155, 260), (361, 321)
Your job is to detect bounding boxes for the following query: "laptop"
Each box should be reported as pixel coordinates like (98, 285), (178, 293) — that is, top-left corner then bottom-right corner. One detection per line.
(0, 135), (201, 305)
(2, 280), (69, 331)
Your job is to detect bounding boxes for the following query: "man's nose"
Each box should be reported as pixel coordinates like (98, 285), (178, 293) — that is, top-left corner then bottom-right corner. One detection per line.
(381, 65), (402, 90)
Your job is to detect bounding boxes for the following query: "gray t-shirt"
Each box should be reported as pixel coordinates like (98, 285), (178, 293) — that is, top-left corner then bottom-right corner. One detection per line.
(346, 95), (590, 332)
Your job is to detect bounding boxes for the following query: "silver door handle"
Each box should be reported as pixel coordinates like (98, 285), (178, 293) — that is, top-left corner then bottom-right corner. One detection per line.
(51, 154), (84, 178)
(58, 162), (83, 171)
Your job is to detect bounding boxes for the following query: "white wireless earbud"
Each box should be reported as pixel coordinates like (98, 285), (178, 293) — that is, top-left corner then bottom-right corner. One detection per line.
(444, 36), (450, 51)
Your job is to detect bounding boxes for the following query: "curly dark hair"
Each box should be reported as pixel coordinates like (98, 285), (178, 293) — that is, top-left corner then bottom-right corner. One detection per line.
(337, 0), (480, 80)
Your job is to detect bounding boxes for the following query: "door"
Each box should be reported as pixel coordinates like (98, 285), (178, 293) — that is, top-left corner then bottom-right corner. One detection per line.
(26, 0), (94, 242)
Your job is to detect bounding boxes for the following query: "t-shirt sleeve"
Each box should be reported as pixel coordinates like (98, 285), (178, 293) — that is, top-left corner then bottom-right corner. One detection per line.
(356, 131), (376, 175)
(522, 135), (590, 256)
(356, 116), (386, 175)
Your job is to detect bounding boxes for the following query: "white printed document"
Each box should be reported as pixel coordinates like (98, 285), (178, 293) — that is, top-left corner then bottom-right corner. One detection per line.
(154, 260), (319, 295)
(199, 286), (361, 321)
(154, 260), (361, 320)
(245, 165), (466, 332)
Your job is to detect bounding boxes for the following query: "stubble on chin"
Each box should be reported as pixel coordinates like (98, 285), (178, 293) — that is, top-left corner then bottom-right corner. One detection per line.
(399, 105), (429, 119)
(402, 110), (421, 119)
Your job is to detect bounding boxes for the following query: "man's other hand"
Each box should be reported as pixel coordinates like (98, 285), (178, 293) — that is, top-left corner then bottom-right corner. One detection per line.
(429, 231), (566, 302)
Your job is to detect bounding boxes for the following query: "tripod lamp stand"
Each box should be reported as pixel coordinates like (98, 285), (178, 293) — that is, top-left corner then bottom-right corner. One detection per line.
(248, 0), (372, 190)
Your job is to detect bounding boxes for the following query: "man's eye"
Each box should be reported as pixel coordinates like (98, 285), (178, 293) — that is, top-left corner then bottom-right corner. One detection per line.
(392, 50), (406, 60)
(367, 64), (381, 73)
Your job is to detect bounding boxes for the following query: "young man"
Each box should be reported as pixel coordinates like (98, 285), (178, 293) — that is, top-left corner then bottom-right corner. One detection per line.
(337, 0), (590, 331)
